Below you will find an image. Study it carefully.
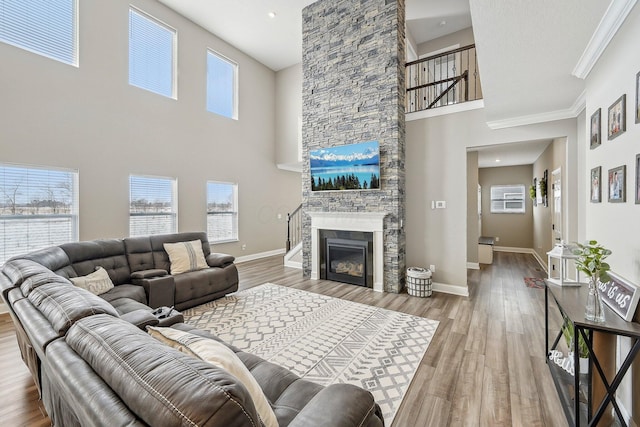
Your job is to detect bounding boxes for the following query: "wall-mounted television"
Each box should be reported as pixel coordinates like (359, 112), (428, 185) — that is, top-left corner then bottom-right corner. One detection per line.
(310, 141), (380, 191)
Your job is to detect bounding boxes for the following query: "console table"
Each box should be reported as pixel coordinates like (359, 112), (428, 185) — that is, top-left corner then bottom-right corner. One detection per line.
(545, 283), (640, 426)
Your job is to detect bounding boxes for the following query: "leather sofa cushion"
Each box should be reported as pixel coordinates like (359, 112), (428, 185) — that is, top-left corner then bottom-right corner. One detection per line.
(60, 239), (131, 285)
(20, 271), (73, 298)
(108, 297), (150, 316)
(3, 258), (63, 288)
(67, 315), (264, 427)
(125, 232), (212, 274)
(28, 283), (118, 335)
(99, 284), (147, 305)
(148, 326), (278, 427)
(173, 267), (236, 305)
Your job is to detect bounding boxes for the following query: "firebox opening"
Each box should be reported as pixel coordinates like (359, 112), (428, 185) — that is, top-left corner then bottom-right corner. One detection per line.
(319, 230), (373, 287)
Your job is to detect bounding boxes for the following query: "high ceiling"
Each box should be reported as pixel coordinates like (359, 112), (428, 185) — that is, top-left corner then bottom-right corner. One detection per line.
(157, 0), (622, 166)
(157, 0), (472, 71)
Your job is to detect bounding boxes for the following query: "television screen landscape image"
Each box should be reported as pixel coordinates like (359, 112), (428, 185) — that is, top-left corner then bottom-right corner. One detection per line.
(310, 141), (380, 191)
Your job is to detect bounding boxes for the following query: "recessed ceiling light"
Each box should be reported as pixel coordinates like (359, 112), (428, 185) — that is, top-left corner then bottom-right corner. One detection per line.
(268, 11), (276, 18)
(439, 20), (446, 27)
(495, 159), (501, 162)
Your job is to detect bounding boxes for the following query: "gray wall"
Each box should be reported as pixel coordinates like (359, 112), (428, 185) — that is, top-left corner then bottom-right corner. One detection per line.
(466, 151), (479, 263)
(406, 109), (579, 290)
(0, 0), (300, 257)
(301, 0), (406, 292)
(478, 165), (534, 249)
(276, 64), (303, 167)
(584, 5), (640, 416)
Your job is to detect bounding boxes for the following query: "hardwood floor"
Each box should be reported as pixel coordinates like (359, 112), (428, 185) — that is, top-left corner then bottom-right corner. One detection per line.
(0, 251), (567, 426)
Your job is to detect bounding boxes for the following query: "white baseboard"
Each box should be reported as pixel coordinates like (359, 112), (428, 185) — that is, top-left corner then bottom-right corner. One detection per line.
(493, 246), (534, 254)
(432, 281), (469, 297)
(531, 251), (548, 273)
(283, 242), (303, 269)
(467, 262), (480, 270)
(235, 248), (285, 264)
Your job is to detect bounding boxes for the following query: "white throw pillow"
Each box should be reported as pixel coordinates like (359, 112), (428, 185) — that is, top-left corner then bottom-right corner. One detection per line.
(70, 267), (114, 295)
(147, 327), (278, 427)
(163, 240), (208, 275)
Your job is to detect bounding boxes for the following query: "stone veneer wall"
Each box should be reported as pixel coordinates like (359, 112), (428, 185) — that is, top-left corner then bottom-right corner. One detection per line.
(301, 0), (406, 292)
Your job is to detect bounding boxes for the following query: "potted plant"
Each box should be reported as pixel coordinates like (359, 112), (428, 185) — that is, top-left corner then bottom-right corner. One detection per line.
(561, 317), (589, 373)
(572, 240), (612, 322)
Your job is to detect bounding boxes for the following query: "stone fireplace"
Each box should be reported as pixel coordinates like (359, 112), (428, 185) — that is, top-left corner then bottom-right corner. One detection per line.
(301, 0), (406, 293)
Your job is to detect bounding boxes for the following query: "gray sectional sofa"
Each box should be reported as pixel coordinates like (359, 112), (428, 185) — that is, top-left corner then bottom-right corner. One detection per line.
(0, 232), (384, 427)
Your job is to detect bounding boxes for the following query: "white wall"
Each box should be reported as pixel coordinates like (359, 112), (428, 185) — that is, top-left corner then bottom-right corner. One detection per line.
(0, 0), (301, 257)
(584, 5), (640, 420)
(406, 109), (578, 290)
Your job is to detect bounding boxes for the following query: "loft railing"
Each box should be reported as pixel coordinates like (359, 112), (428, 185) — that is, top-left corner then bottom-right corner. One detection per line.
(286, 204), (302, 253)
(406, 44), (482, 113)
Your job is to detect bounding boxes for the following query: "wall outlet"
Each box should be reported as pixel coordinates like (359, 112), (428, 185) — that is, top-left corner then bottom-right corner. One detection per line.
(241, 244), (246, 251)
(495, 236), (500, 242)
(429, 264), (436, 272)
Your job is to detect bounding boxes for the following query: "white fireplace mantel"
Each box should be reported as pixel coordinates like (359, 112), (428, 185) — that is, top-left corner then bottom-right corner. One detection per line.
(308, 211), (387, 292)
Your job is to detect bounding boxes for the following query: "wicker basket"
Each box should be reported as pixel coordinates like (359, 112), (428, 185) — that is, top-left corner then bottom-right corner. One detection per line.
(406, 267), (432, 297)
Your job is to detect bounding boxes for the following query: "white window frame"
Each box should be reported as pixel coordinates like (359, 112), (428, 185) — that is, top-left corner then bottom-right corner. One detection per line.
(490, 184), (526, 214)
(0, 163), (79, 265)
(128, 7), (177, 99)
(206, 49), (238, 120)
(129, 174), (177, 237)
(207, 181), (238, 243)
(0, 0), (79, 66)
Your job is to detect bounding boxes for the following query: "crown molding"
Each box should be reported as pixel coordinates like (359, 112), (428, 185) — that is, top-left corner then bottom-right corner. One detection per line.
(486, 91), (585, 130)
(572, 0), (637, 79)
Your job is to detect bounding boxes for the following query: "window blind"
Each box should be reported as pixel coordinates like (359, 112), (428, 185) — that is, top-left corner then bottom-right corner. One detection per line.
(0, 164), (78, 265)
(129, 175), (177, 236)
(490, 184), (526, 213)
(129, 8), (176, 98)
(207, 181), (238, 243)
(0, 0), (78, 65)
(207, 50), (237, 119)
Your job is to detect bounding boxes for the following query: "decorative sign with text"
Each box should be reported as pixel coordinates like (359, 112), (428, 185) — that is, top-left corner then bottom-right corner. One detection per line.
(597, 272), (640, 322)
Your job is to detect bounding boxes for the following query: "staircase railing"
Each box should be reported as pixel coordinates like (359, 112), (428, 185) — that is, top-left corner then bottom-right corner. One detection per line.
(286, 204), (302, 253)
(406, 44), (482, 113)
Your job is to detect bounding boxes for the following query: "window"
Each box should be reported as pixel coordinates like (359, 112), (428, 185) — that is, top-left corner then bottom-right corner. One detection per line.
(207, 181), (238, 243)
(0, 0), (78, 66)
(129, 8), (176, 98)
(206, 50), (238, 119)
(490, 185), (526, 213)
(0, 164), (78, 265)
(129, 175), (177, 236)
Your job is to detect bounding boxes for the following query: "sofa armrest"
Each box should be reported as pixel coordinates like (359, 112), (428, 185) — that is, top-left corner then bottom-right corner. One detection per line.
(136, 275), (175, 309)
(120, 309), (159, 330)
(206, 253), (235, 268)
(131, 269), (168, 280)
(287, 384), (384, 427)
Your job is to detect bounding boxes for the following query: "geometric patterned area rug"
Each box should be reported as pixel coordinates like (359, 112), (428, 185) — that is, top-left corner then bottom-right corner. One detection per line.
(524, 277), (546, 289)
(182, 283), (439, 425)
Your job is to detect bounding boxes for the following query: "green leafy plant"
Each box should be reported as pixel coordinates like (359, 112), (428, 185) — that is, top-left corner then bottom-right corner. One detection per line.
(572, 240), (612, 283)
(529, 184), (536, 200)
(561, 317), (589, 358)
(538, 177), (547, 198)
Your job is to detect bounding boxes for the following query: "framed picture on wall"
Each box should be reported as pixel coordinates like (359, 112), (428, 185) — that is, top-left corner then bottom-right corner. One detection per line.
(636, 71), (640, 124)
(608, 165), (626, 203)
(590, 109), (601, 149)
(608, 94), (626, 140)
(590, 166), (601, 203)
(636, 154), (640, 204)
